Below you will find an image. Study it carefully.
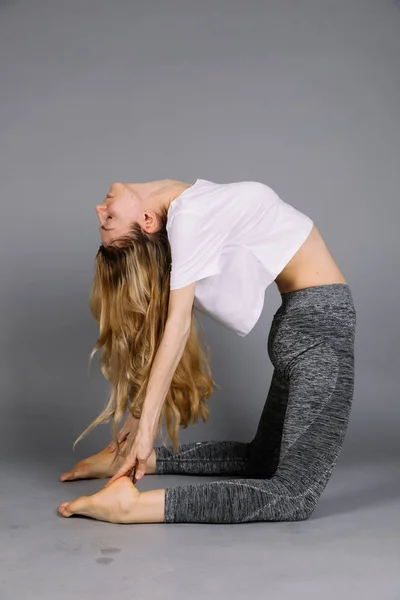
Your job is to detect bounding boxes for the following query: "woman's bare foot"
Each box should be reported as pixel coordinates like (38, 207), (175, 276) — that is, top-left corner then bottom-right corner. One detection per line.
(58, 477), (166, 523)
(58, 476), (141, 522)
(60, 446), (157, 482)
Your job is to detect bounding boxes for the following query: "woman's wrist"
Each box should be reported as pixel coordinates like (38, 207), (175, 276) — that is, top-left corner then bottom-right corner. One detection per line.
(138, 411), (160, 438)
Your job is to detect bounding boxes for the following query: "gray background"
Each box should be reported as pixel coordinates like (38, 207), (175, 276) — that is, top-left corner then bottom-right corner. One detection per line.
(1, 1), (399, 599)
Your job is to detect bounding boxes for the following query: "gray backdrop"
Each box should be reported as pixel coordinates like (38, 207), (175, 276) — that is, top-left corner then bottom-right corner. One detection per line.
(1, 0), (399, 469)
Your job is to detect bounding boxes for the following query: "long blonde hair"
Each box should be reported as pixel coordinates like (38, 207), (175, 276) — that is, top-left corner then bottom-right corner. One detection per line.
(74, 207), (216, 455)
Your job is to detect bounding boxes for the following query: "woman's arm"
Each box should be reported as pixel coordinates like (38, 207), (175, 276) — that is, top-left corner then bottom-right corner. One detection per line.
(106, 283), (197, 485)
(139, 317), (191, 436)
(139, 281), (197, 435)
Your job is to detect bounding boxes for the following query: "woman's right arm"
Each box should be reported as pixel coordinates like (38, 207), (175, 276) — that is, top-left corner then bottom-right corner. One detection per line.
(109, 282), (197, 452)
(138, 281), (197, 437)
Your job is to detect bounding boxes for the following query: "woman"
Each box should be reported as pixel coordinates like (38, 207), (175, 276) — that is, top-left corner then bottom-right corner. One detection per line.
(58, 178), (356, 524)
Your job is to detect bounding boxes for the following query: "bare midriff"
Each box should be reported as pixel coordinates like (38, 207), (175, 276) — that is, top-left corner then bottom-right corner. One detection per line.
(274, 225), (347, 294)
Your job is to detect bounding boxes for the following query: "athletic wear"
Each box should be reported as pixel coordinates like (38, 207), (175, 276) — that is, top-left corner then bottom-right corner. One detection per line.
(166, 178), (314, 336)
(155, 283), (356, 523)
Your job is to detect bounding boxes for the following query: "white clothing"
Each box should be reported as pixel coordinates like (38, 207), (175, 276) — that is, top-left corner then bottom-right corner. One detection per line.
(166, 178), (314, 337)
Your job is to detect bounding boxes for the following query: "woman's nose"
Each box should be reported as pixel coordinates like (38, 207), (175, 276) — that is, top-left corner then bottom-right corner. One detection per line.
(95, 205), (107, 224)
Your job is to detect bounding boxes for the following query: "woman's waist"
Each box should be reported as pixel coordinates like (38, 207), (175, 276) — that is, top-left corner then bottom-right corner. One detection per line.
(274, 225), (347, 294)
(275, 283), (356, 317)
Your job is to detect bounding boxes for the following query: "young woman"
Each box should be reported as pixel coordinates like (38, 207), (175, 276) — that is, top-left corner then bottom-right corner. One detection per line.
(58, 178), (356, 524)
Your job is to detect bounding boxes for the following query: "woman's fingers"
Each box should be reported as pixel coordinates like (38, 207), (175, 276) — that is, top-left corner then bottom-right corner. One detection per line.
(134, 457), (147, 482)
(105, 458), (135, 487)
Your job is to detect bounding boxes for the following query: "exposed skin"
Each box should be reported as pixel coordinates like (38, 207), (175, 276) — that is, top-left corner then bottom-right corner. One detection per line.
(95, 179), (193, 246)
(58, 477), (165, 523)
(60, 444), (157, 482)
(58, 443), (163, 523)
(59, 179), (347, 523)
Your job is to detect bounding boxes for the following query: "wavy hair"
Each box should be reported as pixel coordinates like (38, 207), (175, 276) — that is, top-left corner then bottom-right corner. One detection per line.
(74, 206), (217, 456)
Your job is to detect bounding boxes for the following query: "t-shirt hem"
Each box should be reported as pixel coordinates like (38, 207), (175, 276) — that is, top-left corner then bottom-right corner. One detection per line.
(169, 262), (221, 290)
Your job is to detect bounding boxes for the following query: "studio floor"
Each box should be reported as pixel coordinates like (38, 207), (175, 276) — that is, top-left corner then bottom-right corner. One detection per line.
(1, 454), (399, 600)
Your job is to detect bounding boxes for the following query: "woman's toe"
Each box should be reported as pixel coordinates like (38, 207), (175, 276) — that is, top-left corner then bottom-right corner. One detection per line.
(58, 502), (71, 517)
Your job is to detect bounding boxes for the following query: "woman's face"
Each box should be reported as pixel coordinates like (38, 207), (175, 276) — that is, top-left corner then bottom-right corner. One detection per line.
(95, 182), (143, 246)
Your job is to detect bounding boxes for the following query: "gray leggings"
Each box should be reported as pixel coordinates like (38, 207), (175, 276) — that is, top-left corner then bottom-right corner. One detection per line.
(155, 283), (356, 523)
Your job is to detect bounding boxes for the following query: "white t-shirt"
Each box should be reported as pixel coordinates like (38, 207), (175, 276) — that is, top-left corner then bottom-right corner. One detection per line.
(166, 178), (314, 337)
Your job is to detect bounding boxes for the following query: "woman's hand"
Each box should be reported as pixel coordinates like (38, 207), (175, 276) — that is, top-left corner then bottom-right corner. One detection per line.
(108, 414), (140, 453)
(105, 423), (156, 487)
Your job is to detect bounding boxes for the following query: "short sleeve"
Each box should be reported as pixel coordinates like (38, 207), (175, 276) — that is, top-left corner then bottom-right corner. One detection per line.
(167, 211), (223, 290)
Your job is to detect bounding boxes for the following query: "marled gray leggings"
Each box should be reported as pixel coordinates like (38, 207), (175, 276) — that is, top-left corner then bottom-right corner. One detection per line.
(155, 283), (356, 523)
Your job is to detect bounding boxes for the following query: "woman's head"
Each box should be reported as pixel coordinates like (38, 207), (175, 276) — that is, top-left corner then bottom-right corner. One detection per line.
(95, 181), (168, 247)
(75, 180), (216, 455)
